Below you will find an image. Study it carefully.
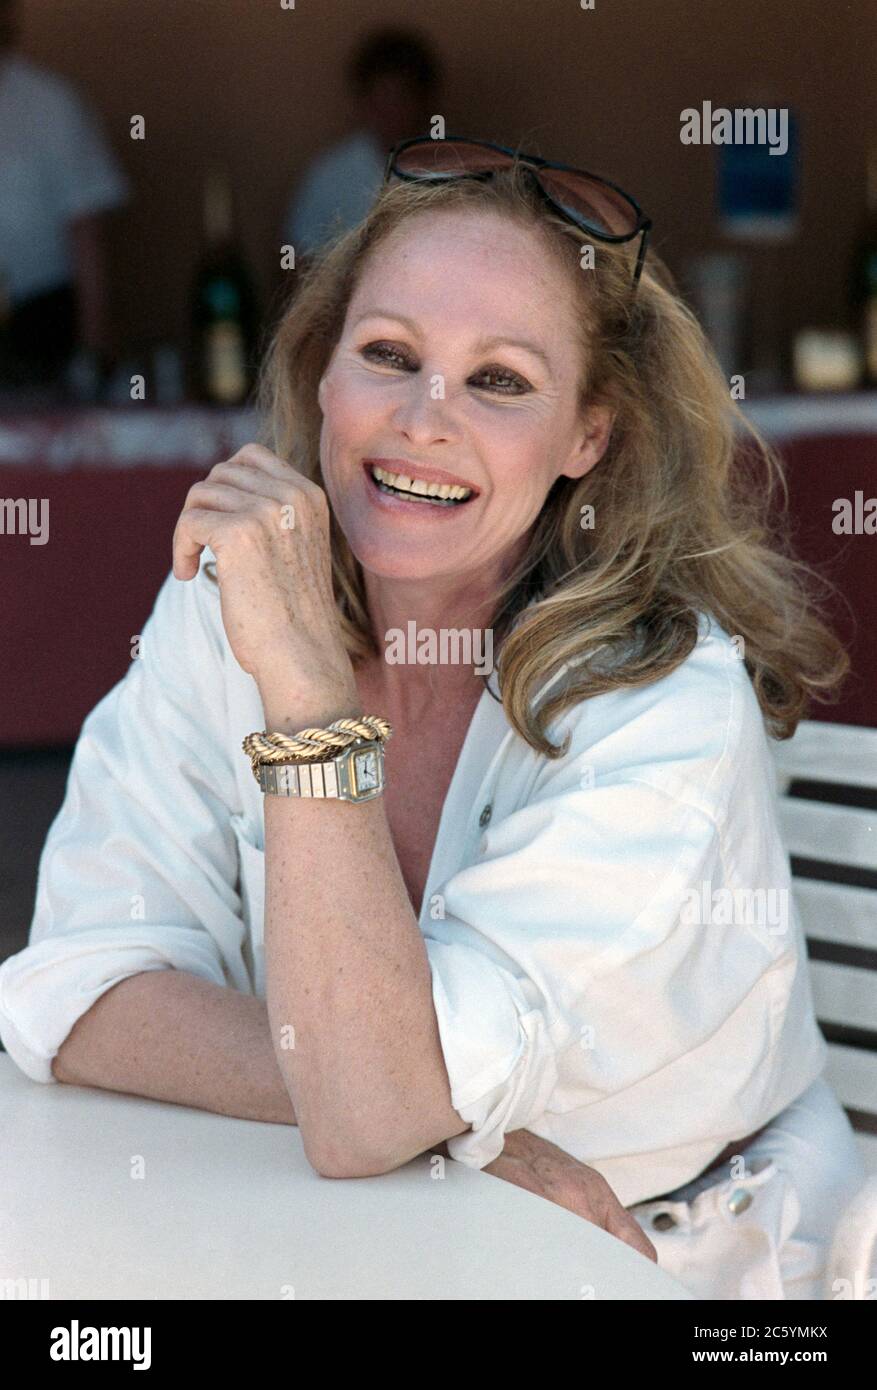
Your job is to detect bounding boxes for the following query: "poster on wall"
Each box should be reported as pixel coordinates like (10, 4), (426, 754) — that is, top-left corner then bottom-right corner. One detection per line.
(717, 107), (800, 241)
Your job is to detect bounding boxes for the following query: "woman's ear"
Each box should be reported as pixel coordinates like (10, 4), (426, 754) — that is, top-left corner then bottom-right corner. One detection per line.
(562, 403), (615, 481)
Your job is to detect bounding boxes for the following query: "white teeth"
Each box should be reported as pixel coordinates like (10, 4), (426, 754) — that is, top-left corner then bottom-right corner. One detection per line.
(371, 464), (472, 501)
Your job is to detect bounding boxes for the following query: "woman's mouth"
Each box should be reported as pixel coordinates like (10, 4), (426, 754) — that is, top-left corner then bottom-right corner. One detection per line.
(363, 461), (476, 510)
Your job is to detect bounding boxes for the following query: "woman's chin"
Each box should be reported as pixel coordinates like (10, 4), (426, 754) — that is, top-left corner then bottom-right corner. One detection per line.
(349, 541), (458, 582)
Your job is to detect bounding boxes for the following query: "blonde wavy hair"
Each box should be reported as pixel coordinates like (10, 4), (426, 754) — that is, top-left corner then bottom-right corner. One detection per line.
(256, 158), (849, 758)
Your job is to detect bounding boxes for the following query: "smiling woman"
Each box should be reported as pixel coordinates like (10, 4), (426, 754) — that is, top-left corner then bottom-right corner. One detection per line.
(261, 156), (847, 751)
(0, 141), (863, 1303)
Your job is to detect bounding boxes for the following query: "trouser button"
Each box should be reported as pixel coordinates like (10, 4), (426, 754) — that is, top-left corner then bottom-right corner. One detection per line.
(728, 1188), (754, 1215)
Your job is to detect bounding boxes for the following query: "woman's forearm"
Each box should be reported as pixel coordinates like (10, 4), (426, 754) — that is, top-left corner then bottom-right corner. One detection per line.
(47, 976), (652, 1255)
(51, 969), (296, 1125)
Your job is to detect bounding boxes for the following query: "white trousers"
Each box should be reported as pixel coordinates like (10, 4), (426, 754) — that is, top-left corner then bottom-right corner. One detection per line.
(629, 1075), (867, 1300)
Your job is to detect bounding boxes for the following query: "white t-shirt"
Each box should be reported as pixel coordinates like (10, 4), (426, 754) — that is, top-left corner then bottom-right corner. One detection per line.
(0, 547), (827, 1209)
(0, 52), (130, 304)
(282, 128), (386, 256)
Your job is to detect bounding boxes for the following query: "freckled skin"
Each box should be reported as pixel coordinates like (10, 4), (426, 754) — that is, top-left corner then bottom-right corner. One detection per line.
(256, 210), (628, 1193)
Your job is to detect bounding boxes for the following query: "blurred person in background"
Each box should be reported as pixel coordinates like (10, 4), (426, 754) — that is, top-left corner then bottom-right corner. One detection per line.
(0, 0), (129, 397)
(282, 27), (441, 262)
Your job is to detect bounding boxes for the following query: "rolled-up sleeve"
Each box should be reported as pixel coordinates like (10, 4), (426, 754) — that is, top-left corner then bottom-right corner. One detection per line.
(423, 719), (789, 1180)
(427, 936), (561, 1164)
(0, 554), (247, 1083)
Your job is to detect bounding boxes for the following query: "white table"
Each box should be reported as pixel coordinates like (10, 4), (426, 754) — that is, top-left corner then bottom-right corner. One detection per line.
(0, 1056), (691, 1300)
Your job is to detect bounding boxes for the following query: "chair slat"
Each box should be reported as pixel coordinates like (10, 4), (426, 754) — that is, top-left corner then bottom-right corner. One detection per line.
(812, 961), (877, 1032)
(824, 1042), (877, 1114)
(793, 880), (877, 952)
(770, 722), (877, 788)
(854, 1132), (877, 1178)
(779, 800), (876, 871)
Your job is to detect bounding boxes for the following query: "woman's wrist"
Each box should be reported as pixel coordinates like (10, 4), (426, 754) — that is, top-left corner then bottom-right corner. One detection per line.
(257, 675), (361, 736)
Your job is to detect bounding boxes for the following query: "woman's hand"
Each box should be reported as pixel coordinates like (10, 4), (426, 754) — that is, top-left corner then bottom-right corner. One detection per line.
(475, 1130), (659, 1263)
(172, 443), (354, 702)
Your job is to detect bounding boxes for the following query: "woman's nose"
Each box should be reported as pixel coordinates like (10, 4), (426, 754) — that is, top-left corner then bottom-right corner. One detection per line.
(391, 377), (457, 443)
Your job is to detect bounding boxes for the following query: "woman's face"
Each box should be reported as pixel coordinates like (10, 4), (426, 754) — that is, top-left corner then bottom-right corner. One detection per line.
(317, 209), (612, 583)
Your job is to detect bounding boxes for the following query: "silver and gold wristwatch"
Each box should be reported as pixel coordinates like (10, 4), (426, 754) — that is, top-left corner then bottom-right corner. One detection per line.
(256, 738), (385, 803)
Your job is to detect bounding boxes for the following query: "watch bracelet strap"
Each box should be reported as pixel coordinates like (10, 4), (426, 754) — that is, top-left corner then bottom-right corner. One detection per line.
(255, 737), (386, 800)
(257, 758), (344, 798)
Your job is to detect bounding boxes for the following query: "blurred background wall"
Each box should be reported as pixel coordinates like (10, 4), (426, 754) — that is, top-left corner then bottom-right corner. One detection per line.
(16, 0), (877, 361)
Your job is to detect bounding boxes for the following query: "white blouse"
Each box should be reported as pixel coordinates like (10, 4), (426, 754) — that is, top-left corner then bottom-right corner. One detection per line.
(0, 549), (828, 1208)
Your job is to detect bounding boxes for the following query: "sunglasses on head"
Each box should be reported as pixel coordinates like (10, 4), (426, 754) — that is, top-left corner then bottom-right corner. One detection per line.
(383, 135), (652, 290)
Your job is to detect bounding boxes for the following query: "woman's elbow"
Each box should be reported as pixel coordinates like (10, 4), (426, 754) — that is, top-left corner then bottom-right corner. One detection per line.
(304, 1124), (422, 1179)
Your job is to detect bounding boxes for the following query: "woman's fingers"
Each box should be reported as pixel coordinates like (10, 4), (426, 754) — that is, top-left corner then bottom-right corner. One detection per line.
(167, 439), (344, 684)
(172, 473), (295, 582)
(605, 1205), (659, 1263)
(207, 459), (297, 499)
(558, 1167), (659, 1263)
(225, 441), (296, 481)
(483, 1129), (660, 1264)
(172, 505), (217, 580)
(589, 1169), (660, 1263)
(183, 481), (259, 512)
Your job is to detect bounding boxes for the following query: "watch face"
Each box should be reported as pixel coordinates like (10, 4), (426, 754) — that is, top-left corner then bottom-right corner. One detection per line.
(353, 747), (380, 792)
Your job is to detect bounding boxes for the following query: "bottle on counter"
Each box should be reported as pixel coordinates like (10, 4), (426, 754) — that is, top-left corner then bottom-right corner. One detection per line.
(850, 142), (877, 387)
(189, 166), (260, 405)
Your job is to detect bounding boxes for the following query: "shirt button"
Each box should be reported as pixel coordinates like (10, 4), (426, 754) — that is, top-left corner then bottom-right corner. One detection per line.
(652, 1211), (677, 1231)
(727, 1189), (753, 1216)
(479, 803), (492, 827)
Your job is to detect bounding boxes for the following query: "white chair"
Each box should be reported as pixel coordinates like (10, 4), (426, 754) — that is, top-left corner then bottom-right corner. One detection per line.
(771, 719), (877, 1299)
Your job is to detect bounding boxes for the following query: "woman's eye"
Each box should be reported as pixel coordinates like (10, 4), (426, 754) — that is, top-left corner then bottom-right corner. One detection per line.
(361, 343), (412, 370)
(475, 367), (530, 394)
(359, 343), (531, 395)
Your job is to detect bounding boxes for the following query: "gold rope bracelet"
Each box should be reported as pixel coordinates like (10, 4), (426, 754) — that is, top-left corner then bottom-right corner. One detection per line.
(241, 714), (393, 781)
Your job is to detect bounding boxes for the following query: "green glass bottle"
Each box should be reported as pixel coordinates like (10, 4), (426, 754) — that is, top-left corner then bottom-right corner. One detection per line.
(190, 167), (259, 404)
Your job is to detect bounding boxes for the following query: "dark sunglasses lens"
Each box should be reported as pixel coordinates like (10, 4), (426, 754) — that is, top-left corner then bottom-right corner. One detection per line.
(393, 139), (512, 178)
(537, 168), (639, 237)
(392, 141), (641, 241)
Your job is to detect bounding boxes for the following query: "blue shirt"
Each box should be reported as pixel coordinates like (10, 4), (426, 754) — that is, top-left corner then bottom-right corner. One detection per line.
(282, 129), (386, 255)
